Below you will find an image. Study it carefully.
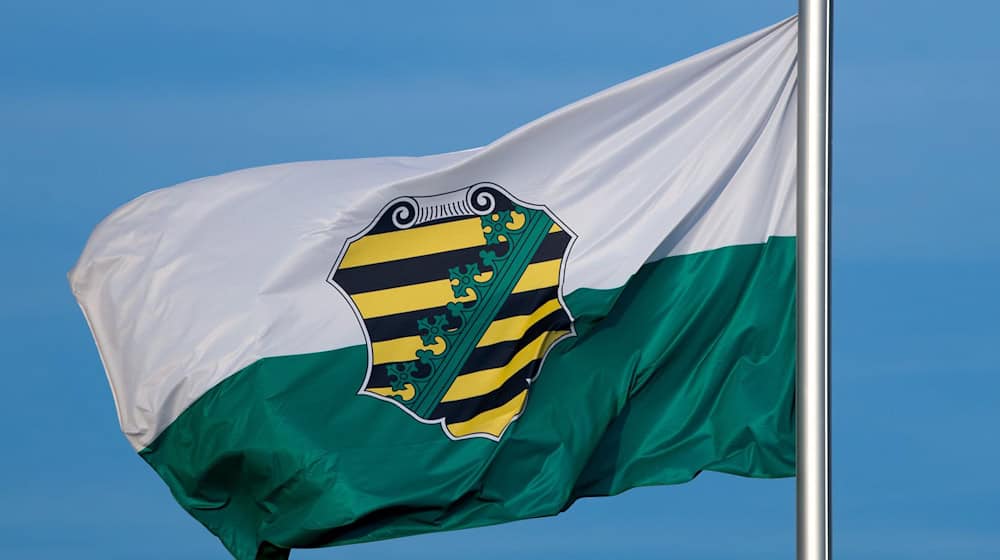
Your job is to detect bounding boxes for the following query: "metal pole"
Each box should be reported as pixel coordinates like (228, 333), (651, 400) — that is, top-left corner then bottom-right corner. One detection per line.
(797, 2), (832, 560)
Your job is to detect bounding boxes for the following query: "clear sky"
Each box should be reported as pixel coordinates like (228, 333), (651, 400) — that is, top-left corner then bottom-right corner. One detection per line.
(1, 1), (998, 559)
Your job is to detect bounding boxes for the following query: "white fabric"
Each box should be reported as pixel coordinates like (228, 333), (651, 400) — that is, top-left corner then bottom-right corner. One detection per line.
(70, 17), (798, 450)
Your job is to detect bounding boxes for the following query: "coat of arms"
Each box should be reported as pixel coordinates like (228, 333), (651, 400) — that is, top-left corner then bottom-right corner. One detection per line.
(329, 183), (575, 440)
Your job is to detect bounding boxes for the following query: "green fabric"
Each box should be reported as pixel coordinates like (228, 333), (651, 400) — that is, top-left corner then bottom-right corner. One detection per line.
(140, 236), (796, 560)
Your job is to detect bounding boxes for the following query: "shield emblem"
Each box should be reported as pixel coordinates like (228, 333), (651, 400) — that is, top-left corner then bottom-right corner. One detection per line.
(328, 183), (575, 440)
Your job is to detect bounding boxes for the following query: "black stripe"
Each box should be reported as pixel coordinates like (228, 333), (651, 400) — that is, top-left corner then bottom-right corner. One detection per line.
(366, 365), (393, 388)
(457, 307), (570, 375)
(534, 231), (571, 262)
(361, 286), (560, 343)
(335, 241), (489, 295)
(432, 359), (542, 424)
(333, 230), (570, 294)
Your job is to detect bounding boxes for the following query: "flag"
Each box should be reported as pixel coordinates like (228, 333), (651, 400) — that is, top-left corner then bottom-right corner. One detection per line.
(70, 17), (797, 560)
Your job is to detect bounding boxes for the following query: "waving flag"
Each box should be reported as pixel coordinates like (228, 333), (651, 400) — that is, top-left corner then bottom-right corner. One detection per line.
(70, 17), (798, 560)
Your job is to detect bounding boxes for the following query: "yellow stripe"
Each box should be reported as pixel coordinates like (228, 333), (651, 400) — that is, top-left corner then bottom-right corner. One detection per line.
(340, 218), (485, 269)
(441, 329), (568, 403)
(512, 259), (562, 293)
(351, 278), (475, 318)
(371, 335), (426, 365)
(478, 298), (563, 347)
(446, 390), (528, 438)
(351, 259), (558, 319)
(548, 223), (562, 233)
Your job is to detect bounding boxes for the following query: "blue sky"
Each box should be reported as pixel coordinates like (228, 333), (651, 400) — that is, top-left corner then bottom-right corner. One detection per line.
(1, 1), (998, 558)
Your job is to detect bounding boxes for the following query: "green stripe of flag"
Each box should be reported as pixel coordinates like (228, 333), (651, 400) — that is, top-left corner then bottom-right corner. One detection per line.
(141, 236), (796, 560)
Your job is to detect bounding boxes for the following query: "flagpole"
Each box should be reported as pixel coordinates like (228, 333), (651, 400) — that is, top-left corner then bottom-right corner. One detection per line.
(796, 1), (832, 560)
